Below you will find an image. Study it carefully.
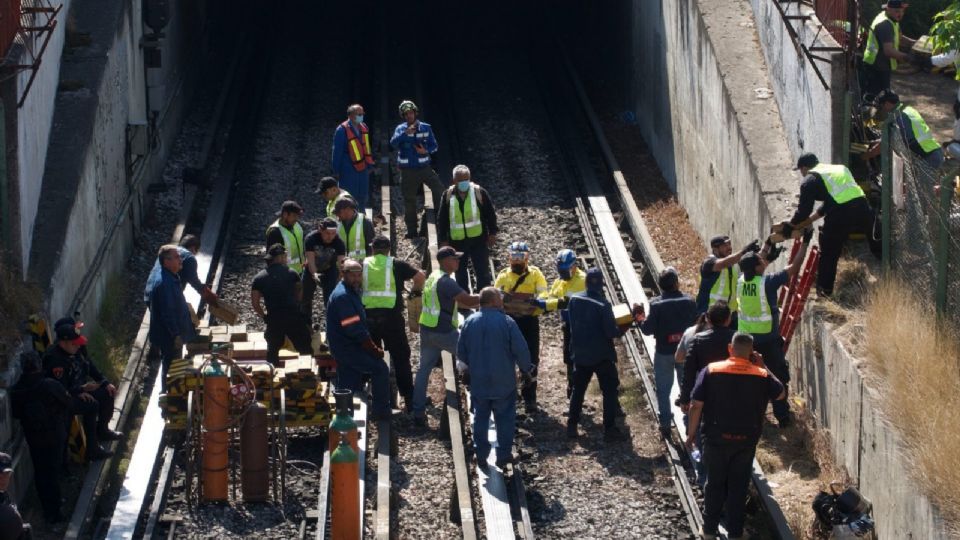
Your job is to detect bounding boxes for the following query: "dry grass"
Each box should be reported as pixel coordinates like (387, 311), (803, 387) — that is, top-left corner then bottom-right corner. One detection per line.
(0, 256), (42, 367)
(864, 278), (960, 534)
(85, 273), (136, 383)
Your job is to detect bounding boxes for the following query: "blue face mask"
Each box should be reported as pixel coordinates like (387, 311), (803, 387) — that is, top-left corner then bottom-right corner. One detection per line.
(457, 181), (470, 192)
(355, 115), (364, 124)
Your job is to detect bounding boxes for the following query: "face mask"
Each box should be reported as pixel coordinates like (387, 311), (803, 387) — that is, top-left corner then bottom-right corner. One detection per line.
(510, 263), (526, 274)
(355, 115), (364, 124)
(557, 267), (572, 280)
(457, 181), (470, 192)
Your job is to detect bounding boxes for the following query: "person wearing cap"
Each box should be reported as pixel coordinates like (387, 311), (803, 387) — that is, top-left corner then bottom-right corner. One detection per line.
(326, 259), (392, 421)
(437, 165), (499, 292)
(875, 90), (945, 171)
(266, 200), (306, 275)
(334, 197), (375, 260)
(43, 317), (120, 461)
(11, 351), (71, 522)
(363, 235), (426, 410)
(0, 453), (26, 540)
(494, 241), (548, 412)
(303, 217), (347, 321)
(786, 153), (876, 297)
(860, 1), (916, 98)
(390, 100), (444, 238)
(457, 286), (532, 468)
(736, 231), (811, 428)
(685, 332), (786, 540)
(535, 248), (586, 397)
(251, 244), (314, 364)
(332, 103), (374, 210)
(148, 244), (198, 390)
(317, 176), (353, 220)
(566, 268), (639, 442)
(144, 234), (218, 306)
(639, 267), (699, 437)
(412, 246), (481, 424)
(696, 236), (759, 317)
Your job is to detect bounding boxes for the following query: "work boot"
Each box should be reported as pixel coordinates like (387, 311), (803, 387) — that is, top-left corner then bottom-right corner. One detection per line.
(659, 425), (672, 439)
(604, 427), (628, 442)
(369, 410), (392, 423)
(698, 527), (718, 540)
(777, 413), (792, 429)
(86, 445), (113, 461)
(412, 412), (427, 427)
(98, 429), (123, 441)
(524, 398), (538, 414)
(495, 455), (513, 469)
(566, 422), (578, 440)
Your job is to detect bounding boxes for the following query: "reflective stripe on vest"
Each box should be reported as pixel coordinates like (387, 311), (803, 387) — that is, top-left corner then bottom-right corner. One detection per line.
(709, 264), (739, 311)
(419, 269), (458, 329)
(863, 12), (899, 69)
(811, 163), (865, 205)
(362, 255), (396, 309)
(736, 275), (772, 335)
(326, 190), (352, 218)
(398, 129), (432, 166)
(266, 220), (304, 274)
(901, 106), (941, 153)
(449, 184), (483, 241)
(343, 121), (374, 171)
(338, 219), (366, 259)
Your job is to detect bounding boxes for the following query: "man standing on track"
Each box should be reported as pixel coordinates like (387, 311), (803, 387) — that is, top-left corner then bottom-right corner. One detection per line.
(362, 236), (426, 412)
(266, 200), (306, 276)
(251, 244), (314, 364)
(334, 197), (375, 261)
(390, 100), (444, 238)
(144, 234), (219, 306)
(458, 287), (532, 469)
(437, 165), (498, 293)
(147, 245), (198, 390)
(538, 248), (586, 398)
(302, 218), (346, 321)
(332, 104), (375, 210)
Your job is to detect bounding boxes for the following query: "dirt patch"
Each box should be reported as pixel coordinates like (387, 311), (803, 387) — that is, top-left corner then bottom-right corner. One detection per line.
(892, 68), (957, 142)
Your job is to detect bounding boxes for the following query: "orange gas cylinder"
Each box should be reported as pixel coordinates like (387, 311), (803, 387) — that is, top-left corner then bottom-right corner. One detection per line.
(202, 361), (230, 502)
(240, 401), (269, 502)
(328, 389), (358, 454)
(330, 436), (360, 540)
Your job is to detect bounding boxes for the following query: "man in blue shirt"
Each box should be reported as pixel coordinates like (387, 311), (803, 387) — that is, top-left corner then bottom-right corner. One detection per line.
(326, 259), (391, 421)
(332, 104), (375, 210)
(567, 269), (638, 442)
(143, 235), (218, 305)
(457, 287), (532, 469)
(390, 100), (444, 238)
(148, 245), (198, 389)
(640, 267), (699, 437)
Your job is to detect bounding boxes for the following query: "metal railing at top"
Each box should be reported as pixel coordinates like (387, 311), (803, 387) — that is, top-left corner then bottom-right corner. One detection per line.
(0, 0), (21, 59)
(814, 0), (860, 52)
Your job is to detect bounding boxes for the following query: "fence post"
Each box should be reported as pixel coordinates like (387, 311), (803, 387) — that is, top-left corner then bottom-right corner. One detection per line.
(841, 91), (852, 168)
(880, 117), (893, 271)
(935, 173), (953, 315)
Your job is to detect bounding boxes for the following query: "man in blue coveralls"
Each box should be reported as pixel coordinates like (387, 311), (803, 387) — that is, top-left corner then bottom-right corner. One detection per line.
(332, 103), (375, 210)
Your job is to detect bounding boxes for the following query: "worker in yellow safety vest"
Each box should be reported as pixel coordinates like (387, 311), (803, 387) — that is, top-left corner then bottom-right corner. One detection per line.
(494, 241), (548, 412)
(532, 249), (585, 398)
(859, 0), (916, 98)
(437, 165), (499, 293)
(875, 90), (945, 171)
(266, 200), (306, 275)
(333, 197), (375, 260)
(316, 176), (353, 220)
(695, 235), (761, 321)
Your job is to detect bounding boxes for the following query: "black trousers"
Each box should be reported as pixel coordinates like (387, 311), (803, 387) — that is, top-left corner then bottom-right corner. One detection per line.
(367, 308), (413, 401)
(568, 359), (620, 429)
(452, 240), (492, 293)
(858, 64), (891, 100)
(512, 315), (540, 403)
(26, 430), (65, 519)
(754, 337), (789, 420)
(819, 198), (875, 295)
(152, 335), (177, 392)
(702, 441), (757, 538)
(301, 267), (339, 324)
(561, 322), (573, 398)
(265, 311), (313, 364)
(70, 385), (115, 449)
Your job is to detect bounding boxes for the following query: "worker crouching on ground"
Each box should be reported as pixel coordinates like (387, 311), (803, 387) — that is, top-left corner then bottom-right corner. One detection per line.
(736, 231), (810, 428)
(412, 247), (480, 425)
(566, 268), (639, 442)
(251, 244), (314, 364)
(335, 197), (375, 260)
(539, 249), (585, 398)
(495, 241), (548, 413)
(686, 332), (786, 540)
(11, 351), (71, 523)
(457, 287), (532, 469)
(875, 90), (945, 171)
(146, 245), (199, 390)
(327, 259), (392, 422)
(437, 165), (499, 293)
(316, 176), (352, 220)
(43, 317), (121, 461)
(332, 104), (374, 210)
(696, 235), (759, 318)
(266, 200), (306, 275)
(390, 100), (444, 238)
(639, 267), (698, 437)
(363, 236), (426, 411)
(302, 218), (346, 322)
(786, 153), (876, 298)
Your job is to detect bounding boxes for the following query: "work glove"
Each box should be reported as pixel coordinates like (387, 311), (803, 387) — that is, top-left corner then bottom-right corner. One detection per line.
(460, 370), (471, 388)
(527, 298), (547, 311)
(778, 221), (794, 239)
(632, 303), (646, 322)
(740, 239), (761, 255)
(361, 337), (384, 359)
(520, 370), (537, 385)
(910, 53), (933, 70)
(802, 227), (814, 244)
(200, 286), (218, 304)
(556, 297), (570, 310)
(765, 244), (784, 263)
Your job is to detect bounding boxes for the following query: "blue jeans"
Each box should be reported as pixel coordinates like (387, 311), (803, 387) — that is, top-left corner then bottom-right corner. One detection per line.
(654, 351), (683, 429)
(336, 351), (391, 417)
(472, 392), (517, 462)
(412, 329), (460, 414)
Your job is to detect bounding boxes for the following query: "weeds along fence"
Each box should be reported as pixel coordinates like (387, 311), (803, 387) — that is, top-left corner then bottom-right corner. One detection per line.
(880, 116), (960, 326)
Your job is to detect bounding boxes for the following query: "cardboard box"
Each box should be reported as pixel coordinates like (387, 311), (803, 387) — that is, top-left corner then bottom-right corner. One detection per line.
(613, 303), (636, 326)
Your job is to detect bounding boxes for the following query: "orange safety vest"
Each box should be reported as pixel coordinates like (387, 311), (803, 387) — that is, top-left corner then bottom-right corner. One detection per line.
(707, 357), (768, 378)
(342, 121), (374, 171)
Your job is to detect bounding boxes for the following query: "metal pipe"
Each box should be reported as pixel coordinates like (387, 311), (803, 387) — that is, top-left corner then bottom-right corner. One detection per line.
(880, 117), (892, 271)
(0, 100), (8, 252)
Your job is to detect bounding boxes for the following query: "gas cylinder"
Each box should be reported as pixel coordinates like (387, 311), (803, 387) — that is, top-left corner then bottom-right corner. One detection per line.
(202, 359), (230, 502)
(330, 436), (360, 540)
(240, 401), (269, 502)
(328, 389), (358, 454)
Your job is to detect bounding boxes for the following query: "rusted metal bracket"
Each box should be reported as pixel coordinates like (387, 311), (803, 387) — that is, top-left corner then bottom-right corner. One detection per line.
(0, 1), (63, 107)
(770, 0), (838, 90)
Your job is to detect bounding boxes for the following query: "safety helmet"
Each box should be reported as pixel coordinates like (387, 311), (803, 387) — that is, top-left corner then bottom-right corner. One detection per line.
(555, 249), (576, 270)
(398, 100), (419, 117)
(508, 241), (530, 260)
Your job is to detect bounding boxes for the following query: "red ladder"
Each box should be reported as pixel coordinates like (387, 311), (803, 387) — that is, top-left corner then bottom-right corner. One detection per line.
(779, 241), (820, 354)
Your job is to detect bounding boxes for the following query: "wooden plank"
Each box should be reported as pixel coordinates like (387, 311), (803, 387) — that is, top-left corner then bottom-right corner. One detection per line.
(315, 447), (331, 540)
(375, 352), (392, 540)
(141, 446), (175, 540)
(511, 464), (534, 540)
(466, 390), (513, 540)
(356, 397), (368, 538)
(442, 352), (477, 540)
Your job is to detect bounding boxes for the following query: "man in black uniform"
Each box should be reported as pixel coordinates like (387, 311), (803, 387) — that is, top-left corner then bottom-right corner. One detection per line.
(11, 351), (71, 522)
(679, 301), (735, 410)
(362, 236), (426, 410)
(0, 453), (26, 540)
(43, 317), (120, 461)
(303, 218), (346, 321)
(686, 332), (786, 540)
(252, 244), (314, 364)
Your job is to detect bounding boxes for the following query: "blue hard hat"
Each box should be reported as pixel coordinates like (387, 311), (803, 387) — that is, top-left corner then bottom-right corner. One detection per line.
(556, 249), (576, 270)
(508, 241), (529, 255)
